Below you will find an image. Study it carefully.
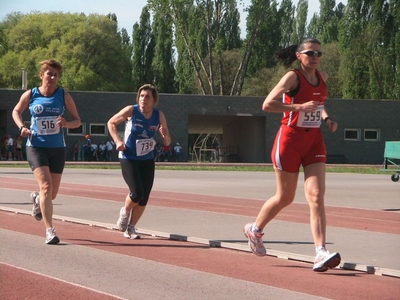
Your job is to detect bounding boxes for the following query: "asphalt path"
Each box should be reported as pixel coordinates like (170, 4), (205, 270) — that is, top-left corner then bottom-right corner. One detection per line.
(1, 165), (399, 299)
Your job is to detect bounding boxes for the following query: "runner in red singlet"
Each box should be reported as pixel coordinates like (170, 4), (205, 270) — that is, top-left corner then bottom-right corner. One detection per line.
(243, 37), (341, 272)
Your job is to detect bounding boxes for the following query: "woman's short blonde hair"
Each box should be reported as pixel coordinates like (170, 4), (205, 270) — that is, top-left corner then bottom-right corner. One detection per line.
(136, 84), (159, 106)
(39, 59), (63, 76)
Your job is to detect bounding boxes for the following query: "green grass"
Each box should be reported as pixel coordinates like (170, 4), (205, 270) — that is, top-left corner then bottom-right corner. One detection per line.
(0, 161), (393, 175)
(156, 165), (389, 174)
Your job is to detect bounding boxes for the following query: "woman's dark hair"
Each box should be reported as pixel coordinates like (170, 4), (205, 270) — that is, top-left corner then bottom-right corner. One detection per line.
(274, 37), (321, 68)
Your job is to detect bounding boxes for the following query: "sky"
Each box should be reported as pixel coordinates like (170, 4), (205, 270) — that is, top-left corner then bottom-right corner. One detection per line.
(1, 0), (348, 38)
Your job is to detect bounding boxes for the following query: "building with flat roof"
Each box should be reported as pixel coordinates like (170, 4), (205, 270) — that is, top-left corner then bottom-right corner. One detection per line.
(1, 89), (399, 164)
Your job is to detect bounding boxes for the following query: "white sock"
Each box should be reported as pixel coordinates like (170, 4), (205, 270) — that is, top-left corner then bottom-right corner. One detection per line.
(251, 223), (262, 233)
(316, 246), (326, 253)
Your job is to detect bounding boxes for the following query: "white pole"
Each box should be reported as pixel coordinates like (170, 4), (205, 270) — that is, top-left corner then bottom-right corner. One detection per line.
(22, 68), (27, 89)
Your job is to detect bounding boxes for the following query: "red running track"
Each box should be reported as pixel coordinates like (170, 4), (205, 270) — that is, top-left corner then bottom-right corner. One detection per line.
(1, 176), (400, 299)
(1, 212), (400, 300)
(1, 176), (399, 234)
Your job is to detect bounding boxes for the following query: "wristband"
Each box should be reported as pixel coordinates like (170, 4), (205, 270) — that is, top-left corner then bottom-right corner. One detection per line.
(324, 117), (332, 123)
(19, 125), (26, 133)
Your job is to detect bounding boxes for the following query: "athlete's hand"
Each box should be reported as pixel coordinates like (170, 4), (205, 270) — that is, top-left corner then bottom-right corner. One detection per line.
(300, 101), (319, 112)
(115, 141), (126, 151)
(159, 124), (169, 139)
(57, 116), (67, 128)
(326, 119), (338, 132)
(20, 127), (31, 138)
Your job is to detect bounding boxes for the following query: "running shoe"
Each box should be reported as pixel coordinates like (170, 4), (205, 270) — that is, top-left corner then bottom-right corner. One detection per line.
(313, 249), (341, 272)
(124, 225), (140, 239)
(116, 207), (130, 232)
(243, 223), (266, 256)
(45, 228), (60, 244)
(30, 191), (42, 221)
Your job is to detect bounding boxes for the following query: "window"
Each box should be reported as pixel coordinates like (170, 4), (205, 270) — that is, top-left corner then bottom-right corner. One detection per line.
(90, 123), (108, 136)
(344, 128), (361, 141)
(364, 129), (380, 141)
(67, 123), (86, 135)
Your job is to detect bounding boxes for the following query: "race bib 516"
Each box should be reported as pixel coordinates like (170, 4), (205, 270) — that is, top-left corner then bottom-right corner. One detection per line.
(35, 116), (60, 135)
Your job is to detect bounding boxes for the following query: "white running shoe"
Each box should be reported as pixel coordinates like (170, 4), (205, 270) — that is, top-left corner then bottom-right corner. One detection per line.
(117, 207), (130, 232)
(313, 249), (341, 272)
(30, 192), (42, 221)
(243, 223), (266, 256)
(45, 228), (60, 244)
(124, 225), (140, 239)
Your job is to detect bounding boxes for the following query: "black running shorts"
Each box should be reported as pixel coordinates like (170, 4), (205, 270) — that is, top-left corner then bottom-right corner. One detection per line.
(26, 147), (66, 174)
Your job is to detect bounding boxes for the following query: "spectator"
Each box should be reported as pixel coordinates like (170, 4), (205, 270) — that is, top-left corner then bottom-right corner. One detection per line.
(84, 134), (91, 161)
(210, 139), (220, 162)
(6, 134), (14, 161)
(105, 138), (115, 161)
(77, 136), (85, 161)
(91, 140), (99, 161)
(174, 142), (184, 162)
(162, 144), (171, 162)
(14, 135), (24, 160)
(73, 139), (80, 161)
(1, 135), (8, 160)
(154, 143), (163, 162)
(99, 140), (107, 161)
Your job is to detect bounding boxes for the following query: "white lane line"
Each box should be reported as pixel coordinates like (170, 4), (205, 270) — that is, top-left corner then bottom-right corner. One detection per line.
(0, 261), (128, 300)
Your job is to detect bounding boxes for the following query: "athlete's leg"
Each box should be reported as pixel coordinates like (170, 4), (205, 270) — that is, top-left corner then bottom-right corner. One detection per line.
(33, 166), (54, 229)
(120, 159), (142, 212)
(50, 172), (62, 200)
(124, 192), (139, 211)
(129, 160), (154, 226)
(255, 168), (299, 229)
(303, 162), (326, 248)
(130, 205), (146, 225)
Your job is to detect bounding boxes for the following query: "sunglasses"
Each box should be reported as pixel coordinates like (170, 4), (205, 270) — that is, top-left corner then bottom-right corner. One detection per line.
(299, 50), (323, 57)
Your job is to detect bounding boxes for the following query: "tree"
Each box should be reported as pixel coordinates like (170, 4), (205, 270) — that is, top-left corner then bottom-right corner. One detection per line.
(246, 0), (281, 76)
(231, 0), (275, 95)
(0, 12), (132, 91)
(149, 0), (262, 96)
(132, 6), (155, 90)
(152, 6), (177, 93)
(278, 0), (295, 48)
(291, 0), (308, 43)
(319, 42), (342, 98)
(338, 0), (398, 99)
(307, 0), (345, 44)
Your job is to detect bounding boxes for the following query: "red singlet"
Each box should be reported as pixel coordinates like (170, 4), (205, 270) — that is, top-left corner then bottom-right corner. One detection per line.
(271, 69), (328, 172)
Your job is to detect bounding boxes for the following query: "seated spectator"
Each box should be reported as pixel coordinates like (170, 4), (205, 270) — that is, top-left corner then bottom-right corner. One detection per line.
(91, 140), (99, 161)
(99, 140), (107, 161)
(154, 143), (163, 162)
(105, 138), (115, 161)
(162, 144), (171, 162)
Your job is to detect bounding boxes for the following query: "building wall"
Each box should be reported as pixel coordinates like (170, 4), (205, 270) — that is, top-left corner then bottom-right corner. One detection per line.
(1, 89), (399, 164)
